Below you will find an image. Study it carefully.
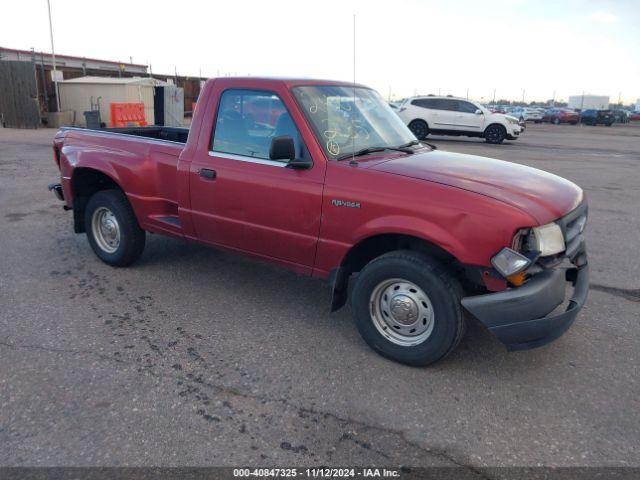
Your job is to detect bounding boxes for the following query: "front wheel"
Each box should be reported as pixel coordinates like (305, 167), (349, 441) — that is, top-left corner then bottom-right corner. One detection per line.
(350, 251), (465, 366)
(408, 120), (429, 140)
(484, 124), (506, 144)
(553, 118), (560, 125)
(85, 190), (146, 266)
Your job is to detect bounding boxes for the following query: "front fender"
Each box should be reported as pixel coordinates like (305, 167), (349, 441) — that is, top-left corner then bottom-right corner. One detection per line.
(351, 214), (467, 261)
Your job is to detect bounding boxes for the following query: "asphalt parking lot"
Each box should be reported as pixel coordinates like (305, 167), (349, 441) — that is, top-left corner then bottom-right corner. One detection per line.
(1, 123), (639, 469)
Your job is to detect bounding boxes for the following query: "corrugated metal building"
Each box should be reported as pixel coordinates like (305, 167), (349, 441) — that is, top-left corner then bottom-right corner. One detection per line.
(0, 46), (204, 121)
(0, 46), (148, 116)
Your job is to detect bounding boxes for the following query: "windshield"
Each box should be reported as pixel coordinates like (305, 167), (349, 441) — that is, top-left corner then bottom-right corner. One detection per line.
(292, 85), (416, 160)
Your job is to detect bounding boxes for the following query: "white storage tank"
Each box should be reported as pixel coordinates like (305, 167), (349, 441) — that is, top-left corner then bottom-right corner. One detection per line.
(58, 76), (159, 127)
(567, 95), (610, 111)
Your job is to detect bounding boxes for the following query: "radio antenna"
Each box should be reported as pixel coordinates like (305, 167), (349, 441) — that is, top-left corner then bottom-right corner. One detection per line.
(350, 14), (357, 166)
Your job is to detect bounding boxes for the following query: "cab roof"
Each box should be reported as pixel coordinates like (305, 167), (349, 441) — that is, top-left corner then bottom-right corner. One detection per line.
(211, 76), (370, 90)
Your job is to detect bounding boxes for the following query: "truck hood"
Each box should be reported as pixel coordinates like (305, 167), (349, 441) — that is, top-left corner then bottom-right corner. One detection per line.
(370, 150), (583, 224)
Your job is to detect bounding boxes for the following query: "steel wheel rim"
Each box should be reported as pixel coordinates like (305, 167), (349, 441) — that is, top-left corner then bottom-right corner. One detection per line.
(92, 207), (120, 253)
(369, 278), (435, 346)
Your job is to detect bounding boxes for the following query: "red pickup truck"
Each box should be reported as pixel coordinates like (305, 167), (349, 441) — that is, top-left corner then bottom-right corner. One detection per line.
(49, 77), (588, 366)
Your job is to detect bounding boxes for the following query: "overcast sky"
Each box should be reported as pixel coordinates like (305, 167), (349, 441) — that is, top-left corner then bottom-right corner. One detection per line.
(2, 0), (639, 103)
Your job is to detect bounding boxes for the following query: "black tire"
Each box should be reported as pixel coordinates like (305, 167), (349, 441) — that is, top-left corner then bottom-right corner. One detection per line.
(570, 121), (578, 125)
(553, 117), (560, 125)
(85, 189), (146, 267)
(534, 120), (541, 124)
(408, 120), (429, 140)
(350, 251), (465, 366)
(606, 122), (613, 127)
(484, 124), (506, 144)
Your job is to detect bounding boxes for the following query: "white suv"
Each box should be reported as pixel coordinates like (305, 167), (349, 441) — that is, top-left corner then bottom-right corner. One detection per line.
(397, 96), (522, 144)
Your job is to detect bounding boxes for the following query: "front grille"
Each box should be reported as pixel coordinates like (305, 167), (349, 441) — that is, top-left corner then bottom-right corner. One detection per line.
(557, 201), (588, 265)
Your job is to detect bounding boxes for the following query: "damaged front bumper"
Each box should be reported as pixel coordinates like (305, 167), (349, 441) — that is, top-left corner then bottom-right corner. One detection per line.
(462, 201), (589, 351)
(462, 264), (588, 350)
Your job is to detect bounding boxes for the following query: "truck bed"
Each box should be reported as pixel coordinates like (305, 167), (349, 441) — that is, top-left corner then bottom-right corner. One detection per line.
(63, 126), (189, 144)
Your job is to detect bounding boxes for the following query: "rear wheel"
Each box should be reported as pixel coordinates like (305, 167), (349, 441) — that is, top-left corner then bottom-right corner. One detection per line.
(553, 117), (560, 125)
(350, 251), (465, 366)
(484, 124), (506, 144)
(408, 120), (429, 140)
(85, 190), (146, 266)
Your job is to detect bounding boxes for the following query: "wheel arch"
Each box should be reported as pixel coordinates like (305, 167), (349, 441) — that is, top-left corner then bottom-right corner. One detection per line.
(329, 232), (460, 312)
(71, 167), (124, 233)
(483, 122), (507, 134)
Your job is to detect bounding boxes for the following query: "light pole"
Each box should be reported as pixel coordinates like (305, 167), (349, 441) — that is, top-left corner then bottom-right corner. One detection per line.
(46, 0), (61, 112)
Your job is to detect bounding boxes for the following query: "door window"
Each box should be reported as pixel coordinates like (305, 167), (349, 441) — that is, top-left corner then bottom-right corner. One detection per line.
(212, 89), (308, 161)
(436, 99), (458, 111)
(457, 101), (478, 113)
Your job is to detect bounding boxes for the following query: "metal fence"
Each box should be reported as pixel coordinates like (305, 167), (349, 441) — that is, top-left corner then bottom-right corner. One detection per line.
(0, 61), (40, 128)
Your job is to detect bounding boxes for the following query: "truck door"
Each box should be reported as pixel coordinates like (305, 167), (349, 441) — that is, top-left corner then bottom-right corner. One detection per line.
(188, 88), (324, 270)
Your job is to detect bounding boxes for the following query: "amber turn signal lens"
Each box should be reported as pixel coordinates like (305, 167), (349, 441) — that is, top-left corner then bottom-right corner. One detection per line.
(507, 272), (527, 286)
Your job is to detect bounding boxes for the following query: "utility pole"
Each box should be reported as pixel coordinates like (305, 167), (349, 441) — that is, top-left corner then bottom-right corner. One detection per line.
(492, 88), (496, 104)
(521, 89), (525, 104)
(40, 52), (49, 108)
(552, 90), (556, 107)
(46, 0), (61, 112)
(466, 88), (469, 100)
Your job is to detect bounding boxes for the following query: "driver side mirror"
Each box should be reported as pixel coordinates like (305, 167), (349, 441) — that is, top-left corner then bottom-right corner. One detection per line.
(269, 136), (312, 169)
(475, 109), (483, 115)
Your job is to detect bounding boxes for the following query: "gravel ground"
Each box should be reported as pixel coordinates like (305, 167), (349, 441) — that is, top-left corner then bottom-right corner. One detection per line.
(0, 123), (639, 469)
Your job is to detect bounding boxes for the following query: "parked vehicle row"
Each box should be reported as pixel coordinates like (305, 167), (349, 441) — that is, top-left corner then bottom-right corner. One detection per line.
(542, 108), (579, 125)
(397, 96), (522, 144)
(506, 107), (545, 123)
(580, 109), (614, 126)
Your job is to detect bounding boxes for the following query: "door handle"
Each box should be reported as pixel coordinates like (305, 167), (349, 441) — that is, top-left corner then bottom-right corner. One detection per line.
(199, 168), (216, 180)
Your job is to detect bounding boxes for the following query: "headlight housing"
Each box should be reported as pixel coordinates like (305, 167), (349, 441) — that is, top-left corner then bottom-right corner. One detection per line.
(491, 247), (531, 277)
(529, 222), (565, 256)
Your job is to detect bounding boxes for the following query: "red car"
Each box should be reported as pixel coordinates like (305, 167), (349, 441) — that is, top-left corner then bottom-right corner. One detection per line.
(629, 112), (640, 121)
(48, 77), (588, 366)
(543, 108), (579, 125)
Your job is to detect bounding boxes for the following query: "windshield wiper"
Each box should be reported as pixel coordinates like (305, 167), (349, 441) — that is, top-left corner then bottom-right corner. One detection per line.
(337, 145), (414, 161)
(398, 139), (437, 150)
(397, 140), (420, 148)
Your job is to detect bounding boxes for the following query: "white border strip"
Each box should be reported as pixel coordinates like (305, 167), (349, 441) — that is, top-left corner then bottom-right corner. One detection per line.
(208, 151), (287, 168)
